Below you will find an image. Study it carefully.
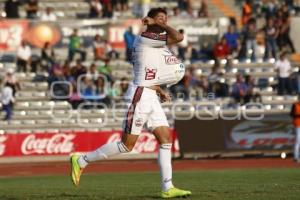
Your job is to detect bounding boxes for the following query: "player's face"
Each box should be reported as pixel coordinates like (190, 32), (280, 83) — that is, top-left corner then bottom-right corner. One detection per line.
(154, 12), (167, 25)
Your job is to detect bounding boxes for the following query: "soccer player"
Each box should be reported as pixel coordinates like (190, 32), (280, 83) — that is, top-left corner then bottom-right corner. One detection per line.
(70, 7), (191, 198)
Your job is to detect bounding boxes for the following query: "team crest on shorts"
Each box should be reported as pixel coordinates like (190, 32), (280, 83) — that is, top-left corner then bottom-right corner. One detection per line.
(135, 118), (143, 127)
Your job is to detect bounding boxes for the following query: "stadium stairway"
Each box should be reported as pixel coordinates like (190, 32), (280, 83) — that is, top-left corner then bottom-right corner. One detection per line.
(210, 0), (242, 26)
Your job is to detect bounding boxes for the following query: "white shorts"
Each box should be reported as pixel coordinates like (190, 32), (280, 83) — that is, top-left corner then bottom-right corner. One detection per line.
(122, 84), (169, 135)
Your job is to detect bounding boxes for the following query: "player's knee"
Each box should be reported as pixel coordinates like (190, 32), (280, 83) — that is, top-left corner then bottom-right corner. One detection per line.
(158, 135), (172, 144)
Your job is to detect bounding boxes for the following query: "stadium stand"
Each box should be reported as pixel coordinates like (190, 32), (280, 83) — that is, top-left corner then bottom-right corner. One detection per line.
(0, 0), (300, 135)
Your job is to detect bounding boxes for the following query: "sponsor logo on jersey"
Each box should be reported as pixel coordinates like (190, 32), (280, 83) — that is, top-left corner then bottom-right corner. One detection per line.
(145, 68), (157, 80)
(165, 56), (181, 65)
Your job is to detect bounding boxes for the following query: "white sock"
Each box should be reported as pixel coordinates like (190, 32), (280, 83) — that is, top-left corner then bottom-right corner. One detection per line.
(158, 143), (174, 192)
(78, 141), (129, 168)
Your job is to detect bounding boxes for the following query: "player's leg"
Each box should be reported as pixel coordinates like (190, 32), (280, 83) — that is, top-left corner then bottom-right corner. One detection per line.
(153, 126), (174, 191)
(70, 134), (138, 186)
(152, 126), (191, 198)
(149, 99), (191, 198)
(71, 86), (148, 186)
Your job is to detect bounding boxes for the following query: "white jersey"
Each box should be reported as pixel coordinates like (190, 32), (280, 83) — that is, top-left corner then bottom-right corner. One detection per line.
(131, 32), (185, 87)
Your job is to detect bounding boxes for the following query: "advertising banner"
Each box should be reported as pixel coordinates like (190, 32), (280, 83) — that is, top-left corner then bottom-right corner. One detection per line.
(0, 18), (222, 52)
(176, 115), (294, 155)
(0, 20), (29, 51)
(0, 129), (179, 157)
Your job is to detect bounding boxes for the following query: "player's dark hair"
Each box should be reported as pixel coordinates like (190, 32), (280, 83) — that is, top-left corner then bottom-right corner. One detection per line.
(147, 7), (167, 18)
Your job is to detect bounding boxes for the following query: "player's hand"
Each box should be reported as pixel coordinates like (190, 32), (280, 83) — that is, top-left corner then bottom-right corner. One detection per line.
(159, 91), (172, 103)
(142, 17), (155, 26)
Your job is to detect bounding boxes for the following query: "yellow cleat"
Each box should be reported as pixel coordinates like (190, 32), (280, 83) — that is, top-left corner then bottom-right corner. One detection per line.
(161, 187), (192, 198)
(70, 154), (83, 186)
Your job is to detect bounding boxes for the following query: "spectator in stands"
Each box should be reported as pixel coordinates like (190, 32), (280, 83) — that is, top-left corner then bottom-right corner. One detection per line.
(120, 0), (128, 11)
(93, 34), (105, 60)
(275, 52), (292, 95)
(123, 27), (136, 62)
(170, 70), (191, 100)
(208, 63), (228, 97)
(223, 25), (241, 57)
(231, 74), (248, 104)
(261, 0), (278, 19)
(48, 66), (69, 100)
(263, 17), (278, 60)
(68, 29), (86, 61)
(111, 0), (128, 12)
(69, 83), (82, 109)
(62, 61), (73, 82)
(95, 76), (111, 106)
(172, 7), (181, 17)
(277, 8), (296, 53)
(16, 40), (31, 72)
(199, 75), (209, 97)
(4, 68), (20, 97)
(4, 0), (20, 18)
(177, 29), (188, 61)
(118, 77), (129, 98)
(89, 0), (102, 18)
(103, 39), (119, 60)
(244, 74), (262, 103)
(102, 0), (113, 18)
(41, 42), (55, 71)
(213, 37), (230, 60)
(97, 59), (113, 82)
(40, 7), (57, 21)
(184, 67), (202, 99)
(198, 0), (209, 18)
(242, 0), (253, 25)
(87, 63), (99, 81)
(25, 0), (39, 19)
(177, 0), (192, 12)
(81, 76), (97, 100)
(0, 79), (14, 121)
(242, 19), (257, 61)
(70, 59), (87, 81)
(186, 43), (199, 63)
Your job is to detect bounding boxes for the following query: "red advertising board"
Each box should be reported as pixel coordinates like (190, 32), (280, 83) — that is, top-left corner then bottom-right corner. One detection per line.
(0, 130), (179, 157)
(0, 20), (29, 51)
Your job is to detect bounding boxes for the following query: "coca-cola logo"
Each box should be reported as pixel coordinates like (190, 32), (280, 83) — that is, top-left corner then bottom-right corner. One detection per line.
(0, 136), (7, 156)
(21, 133), (75, 155)
(107, 132), (158, 153)
(165, 56), (180, 65)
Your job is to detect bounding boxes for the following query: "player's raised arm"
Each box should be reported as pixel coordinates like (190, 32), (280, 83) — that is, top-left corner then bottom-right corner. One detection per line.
(157, 23), (184, 45)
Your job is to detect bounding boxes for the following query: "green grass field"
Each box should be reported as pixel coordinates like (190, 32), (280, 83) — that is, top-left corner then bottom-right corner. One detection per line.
(0, 169), (300, 200)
